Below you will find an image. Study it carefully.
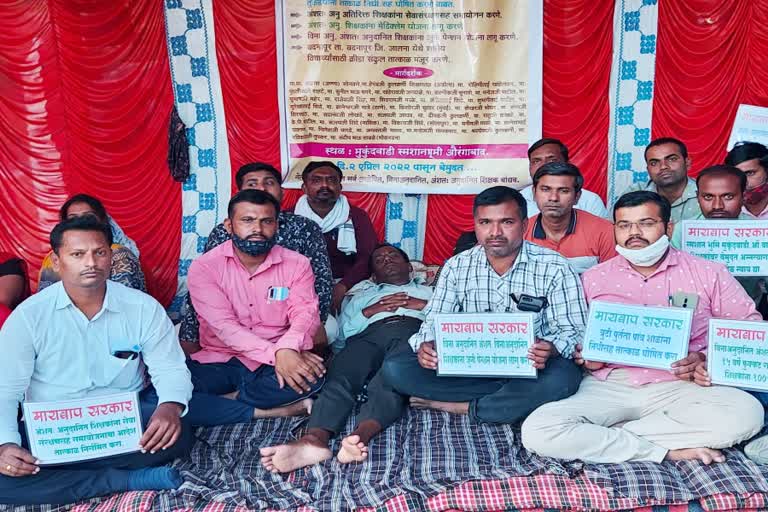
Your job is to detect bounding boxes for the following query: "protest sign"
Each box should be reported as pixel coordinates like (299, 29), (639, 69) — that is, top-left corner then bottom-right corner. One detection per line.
(434, 313), (535, 378)
(581, 301), (692, 370)
(707, 319), (768, 391)
(680, 220), (768, 276)
(23, 392), (143, 465)
(276, 0), (543, 194)
(727, 104), (768, 150)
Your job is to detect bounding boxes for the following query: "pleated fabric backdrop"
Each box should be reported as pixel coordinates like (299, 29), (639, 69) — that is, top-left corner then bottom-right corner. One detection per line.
(2, 0), (768, 304)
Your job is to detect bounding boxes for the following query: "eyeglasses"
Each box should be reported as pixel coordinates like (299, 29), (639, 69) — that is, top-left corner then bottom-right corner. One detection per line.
(615, 219), (664, 231)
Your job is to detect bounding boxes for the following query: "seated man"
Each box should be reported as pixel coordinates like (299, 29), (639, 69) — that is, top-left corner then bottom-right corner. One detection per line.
(624, 137), (702, 223)
(522, 191), (763, 464)
(382, 186), (586, 424)
(179, 162), (333, 349)
(0, 216), (193, 505)
(294, 161), (378, 314)
(670, 165), (766, 318)
(725, 141), (768, 220)
(521, 138), (608, 218)
(524, 162), (616, 273)
(39, 194), (146, 292)
(186, 189), (325, 424)
(260, 244), (432, 472)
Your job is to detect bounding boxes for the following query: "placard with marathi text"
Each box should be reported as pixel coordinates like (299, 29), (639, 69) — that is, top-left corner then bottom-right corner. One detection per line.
(23, 392), (143, 465)
(276, 0), (543, 194)
(680, 220), (768, 276)
(727, 104), (768, 150)
(434, 313), (535, 378)
(707, 319), (768, 391)
(581, 301), (692, 371)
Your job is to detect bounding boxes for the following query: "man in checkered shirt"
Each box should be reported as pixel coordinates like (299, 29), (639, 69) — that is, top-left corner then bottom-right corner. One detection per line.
(381, 186), (586, 424)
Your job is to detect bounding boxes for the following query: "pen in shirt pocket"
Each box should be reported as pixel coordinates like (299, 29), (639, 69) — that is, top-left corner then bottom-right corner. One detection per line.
(112, 344), (141, 360)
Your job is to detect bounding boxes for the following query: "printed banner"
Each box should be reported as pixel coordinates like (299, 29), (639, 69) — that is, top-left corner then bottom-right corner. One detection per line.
(23, 392), (143, 465)
(434, 313), (535, 378)
(727, 104), (768, 150)
(707, 319), (768, 391)
(276, 0), (543, 193)
(680, 220), (768, 276)
(581, 301), (692, 370)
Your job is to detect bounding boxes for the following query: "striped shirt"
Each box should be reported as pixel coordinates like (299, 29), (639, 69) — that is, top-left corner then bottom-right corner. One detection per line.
(409, 242), (587, 358)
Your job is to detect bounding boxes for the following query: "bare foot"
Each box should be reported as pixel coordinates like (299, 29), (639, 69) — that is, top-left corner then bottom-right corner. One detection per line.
(254, 398), (313, 419)
(665, 447), (725, 465)
(409, 397), (469, 415)
(259, 434), (332, 473)
(337, 434), (368, 464)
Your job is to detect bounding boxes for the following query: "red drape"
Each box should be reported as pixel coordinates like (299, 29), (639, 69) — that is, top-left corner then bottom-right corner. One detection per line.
(0, 0), (180, 304)
(653, 0), (768, 174)
(0, 1), (67, 284)
(214, 0), (387, 241)
(213, 0), (282, 185)
(422, 0), (614, 264)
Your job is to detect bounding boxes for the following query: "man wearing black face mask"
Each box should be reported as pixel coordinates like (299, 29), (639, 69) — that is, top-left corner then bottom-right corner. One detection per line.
(186, 190), (325, 422)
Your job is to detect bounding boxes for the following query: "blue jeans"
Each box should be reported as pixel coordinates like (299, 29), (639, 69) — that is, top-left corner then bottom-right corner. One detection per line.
(381, 352), (582, 424)
(186, 358), (324, 426)
(0, 388), (194, 505)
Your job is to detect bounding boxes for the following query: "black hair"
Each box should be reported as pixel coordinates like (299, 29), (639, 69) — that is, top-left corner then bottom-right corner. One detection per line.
(613, 191), (672, 225)
(235, 162), (282, 190)
(60, 194), (108, 223)
(301, 161), (343, 181)
(532, 162), (584, 192)
(527, 138), (569, 162)
(725, 141), (768, 168)
(696, 164), (747, 193)
(473, 186), (527, 219)
(50, 215), (113, 255)
(227, 189), (281, 219)
(644, 137), (688, 161)
(369, 243), (410, 274)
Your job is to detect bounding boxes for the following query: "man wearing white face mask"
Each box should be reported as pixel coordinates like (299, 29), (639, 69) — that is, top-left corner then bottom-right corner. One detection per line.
(522, 191), (764, 465)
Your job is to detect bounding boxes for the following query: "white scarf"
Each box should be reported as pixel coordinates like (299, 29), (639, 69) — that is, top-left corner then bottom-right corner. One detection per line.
(294, 194), (357, 255)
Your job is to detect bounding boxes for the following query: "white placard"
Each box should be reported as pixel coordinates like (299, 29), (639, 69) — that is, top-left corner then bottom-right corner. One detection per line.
(727, 104), (768, 150)
(707, 319), (768, 391)
(434, 313), (536, 378)
(23, 392), (143, 465)
(680, 220), (768, 276)
(581, 301), (692, 370)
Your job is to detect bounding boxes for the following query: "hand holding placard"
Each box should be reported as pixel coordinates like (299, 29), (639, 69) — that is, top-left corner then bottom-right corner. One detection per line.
(0, 444), (38, 477)
(417, 341), (438, 370)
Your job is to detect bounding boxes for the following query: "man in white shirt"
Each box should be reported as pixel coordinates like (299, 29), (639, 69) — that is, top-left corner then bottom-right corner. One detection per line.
(0, 216), (194, 505)
(521, 138), (608, 218)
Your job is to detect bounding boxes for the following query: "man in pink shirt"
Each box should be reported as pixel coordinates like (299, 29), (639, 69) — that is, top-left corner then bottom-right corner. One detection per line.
(186, 189), (325, 424)
(522, 191), (763, 464)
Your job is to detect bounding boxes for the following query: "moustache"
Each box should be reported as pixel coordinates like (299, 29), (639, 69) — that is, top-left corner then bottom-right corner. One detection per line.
(626, 236), (649, 245)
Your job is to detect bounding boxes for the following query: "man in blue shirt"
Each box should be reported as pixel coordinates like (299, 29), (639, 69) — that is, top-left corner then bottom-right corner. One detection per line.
(0, 216), (194, 505)
(260, 244), (431, 473)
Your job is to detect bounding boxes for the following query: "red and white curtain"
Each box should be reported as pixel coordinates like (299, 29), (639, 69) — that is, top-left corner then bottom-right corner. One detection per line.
(2, 0), (767, 309)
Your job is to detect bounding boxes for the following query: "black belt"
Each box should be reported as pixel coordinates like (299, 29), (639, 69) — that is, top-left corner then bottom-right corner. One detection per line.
(371, 315), (421, 327)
